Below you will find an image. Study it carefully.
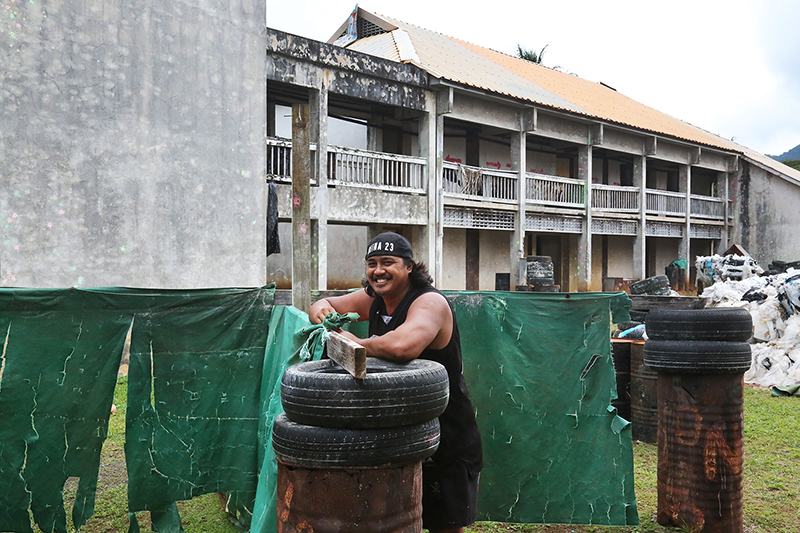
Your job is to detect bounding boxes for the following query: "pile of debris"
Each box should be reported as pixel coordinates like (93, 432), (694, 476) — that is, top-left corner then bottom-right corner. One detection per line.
(698, 254), (800, 390)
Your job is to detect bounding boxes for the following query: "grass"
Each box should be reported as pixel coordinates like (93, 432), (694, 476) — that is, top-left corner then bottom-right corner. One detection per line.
(59, 380), (798, 532)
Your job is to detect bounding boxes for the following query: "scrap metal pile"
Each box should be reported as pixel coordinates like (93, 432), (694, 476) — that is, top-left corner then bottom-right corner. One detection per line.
(697, 254), (800, 389)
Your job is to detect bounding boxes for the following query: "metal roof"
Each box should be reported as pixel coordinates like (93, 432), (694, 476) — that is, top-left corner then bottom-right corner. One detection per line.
(333, 9), (800, 184)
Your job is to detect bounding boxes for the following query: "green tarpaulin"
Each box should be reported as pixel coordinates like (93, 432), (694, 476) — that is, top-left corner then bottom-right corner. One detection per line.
(0, 287), (636, 532)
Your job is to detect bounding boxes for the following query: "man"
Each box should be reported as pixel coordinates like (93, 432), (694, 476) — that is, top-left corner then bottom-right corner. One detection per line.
(309, 232), (483, 533)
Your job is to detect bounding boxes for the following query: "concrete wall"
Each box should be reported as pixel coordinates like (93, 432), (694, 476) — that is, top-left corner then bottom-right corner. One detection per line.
(1, 0), (267, 288)
(442, 228), (467, 290)
(527, 150), (557, 175)
(735, 161), (800, 266)
(479, 230), (511, 290)
(266, 223), (366, 290)
(607, 236), (635, 278)
(648, 237), (680, 278)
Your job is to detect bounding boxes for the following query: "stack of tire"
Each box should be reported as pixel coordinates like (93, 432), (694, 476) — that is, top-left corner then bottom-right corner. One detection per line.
(628, 274), (672, 322)
(526, 255), (559, 292)
(273, 357), (449, 469)
(629, 274), (671, 296)
(643, 307), (752, 533)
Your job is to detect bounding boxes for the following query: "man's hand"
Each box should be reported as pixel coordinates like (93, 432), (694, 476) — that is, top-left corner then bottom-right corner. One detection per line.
(309, 300), (336, 324)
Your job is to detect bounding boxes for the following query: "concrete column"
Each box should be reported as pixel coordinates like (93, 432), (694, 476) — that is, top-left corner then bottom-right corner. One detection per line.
(679, 164), (691, 287)
(510, 129), (527, 286)
(310, 74), (329, 290)
(633, 155), (647, 280)
(367, 114), (383, 152)
(718, 172), (730, 253)
(577, 145), (593, 291)
(419, 92), (438, 276)
(434, 113), (446, 288)
(267, 101), (276, 137)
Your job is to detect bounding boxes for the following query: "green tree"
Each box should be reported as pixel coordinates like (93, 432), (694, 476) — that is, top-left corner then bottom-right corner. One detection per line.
(516, 44), (549, 64)
(784, 159), (800, 171)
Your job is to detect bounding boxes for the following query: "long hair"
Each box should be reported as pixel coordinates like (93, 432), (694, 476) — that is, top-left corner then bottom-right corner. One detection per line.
(363, 260), (433, 297)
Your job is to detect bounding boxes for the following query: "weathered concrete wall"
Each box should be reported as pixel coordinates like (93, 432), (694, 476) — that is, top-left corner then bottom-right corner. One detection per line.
(442, 228), (466, 290)
(266, 223), (366, 290)
(734, 161), (800, 265)
(1, 0), (267, 288)
(607, 236), (635, 278)
(478, 230), (511, 290)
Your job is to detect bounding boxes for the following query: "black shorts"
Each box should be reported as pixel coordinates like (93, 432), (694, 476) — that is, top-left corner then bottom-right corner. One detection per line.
(421, 459), (480, 529)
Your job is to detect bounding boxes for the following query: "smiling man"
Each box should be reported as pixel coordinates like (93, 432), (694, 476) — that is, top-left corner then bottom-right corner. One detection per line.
(309, 231), (483, 533)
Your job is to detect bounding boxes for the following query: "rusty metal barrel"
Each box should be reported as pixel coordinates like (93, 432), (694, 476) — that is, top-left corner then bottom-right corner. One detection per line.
(629, 341), (657, 442)
(644, 308), (752, 533)
(276, 460), (422, 532)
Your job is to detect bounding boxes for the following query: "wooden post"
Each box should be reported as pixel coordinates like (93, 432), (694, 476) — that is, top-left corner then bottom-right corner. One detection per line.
(292, 104), (312, 313)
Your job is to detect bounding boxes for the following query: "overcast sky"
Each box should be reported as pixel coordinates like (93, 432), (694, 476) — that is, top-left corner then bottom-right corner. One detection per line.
(266, 0), (800, 157)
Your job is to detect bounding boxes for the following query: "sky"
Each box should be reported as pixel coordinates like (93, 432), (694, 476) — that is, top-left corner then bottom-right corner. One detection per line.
(266, 0), (800, 158)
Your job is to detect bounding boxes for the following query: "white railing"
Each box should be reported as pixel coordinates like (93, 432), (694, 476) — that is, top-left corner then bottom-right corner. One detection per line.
(266, 138), (426, 192)
(328, 146), (426, 192)
(646, 189), (686, 217)
(526, 173), (584, 208)
(592, 184), (640, 212)
(690, 194), (725, 220)
(266, 137), (298, 182)
(442, 162), (518, 202)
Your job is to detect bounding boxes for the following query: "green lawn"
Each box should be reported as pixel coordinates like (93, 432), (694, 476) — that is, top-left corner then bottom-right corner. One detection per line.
(62, 380), (798, 532)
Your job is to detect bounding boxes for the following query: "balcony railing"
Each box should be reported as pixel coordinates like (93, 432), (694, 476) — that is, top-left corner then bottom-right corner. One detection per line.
(592, 184), (640, 212)
(442, 162), (517, 202)
(646, 190), (686, 217)
(266, 138), (426, 192)
(328, 146), (426, 192)
(691, 194), (725, 220)
(268, 138), (730, 224)
(526, 173), (584, 209)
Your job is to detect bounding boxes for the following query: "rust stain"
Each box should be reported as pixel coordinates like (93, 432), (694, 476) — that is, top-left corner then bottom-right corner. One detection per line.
(675, 407), (701, 446)
(704, 421), (743, 480)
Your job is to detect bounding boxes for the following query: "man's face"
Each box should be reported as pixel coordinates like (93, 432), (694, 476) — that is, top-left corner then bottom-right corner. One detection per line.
(366, 255), (412, 297)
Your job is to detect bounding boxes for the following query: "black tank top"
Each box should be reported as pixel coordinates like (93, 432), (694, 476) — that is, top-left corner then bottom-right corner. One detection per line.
(369, 284), (483, 470)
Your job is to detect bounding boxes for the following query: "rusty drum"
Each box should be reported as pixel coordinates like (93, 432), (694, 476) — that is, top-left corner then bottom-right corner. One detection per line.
(655, 374), (743, 533)
(276, 460), (422, 532)
(644, 307), (752, 533)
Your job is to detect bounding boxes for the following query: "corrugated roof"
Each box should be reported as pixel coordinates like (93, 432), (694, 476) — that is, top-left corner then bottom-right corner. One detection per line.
(336, 9), (800, 183)
(347, 32), (402, 63)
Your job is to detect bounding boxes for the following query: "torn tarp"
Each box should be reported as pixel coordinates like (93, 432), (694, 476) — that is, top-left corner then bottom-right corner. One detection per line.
(0, 289), (131, 533)
(446, 291), (637, 525)
(0, 286), (275, 533)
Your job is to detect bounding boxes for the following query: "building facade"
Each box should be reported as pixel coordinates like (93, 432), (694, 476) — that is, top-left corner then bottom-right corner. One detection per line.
(265, 9), (800, 292)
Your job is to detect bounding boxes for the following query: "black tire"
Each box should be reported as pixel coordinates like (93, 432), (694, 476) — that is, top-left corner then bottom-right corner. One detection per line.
(281, 357), (449, 429)
(629, 310), (648, 323)
(629, 275), (670, 295)
(528, 277), (555, 287)
(272, 414), (440, 467)
(526, 255), (551, 262)
(643, 340), (752, 373)
(646, 308), (753, 341)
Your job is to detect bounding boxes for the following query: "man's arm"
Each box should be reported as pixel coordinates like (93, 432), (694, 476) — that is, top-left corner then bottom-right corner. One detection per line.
(309, 289), (373, 325)
(341, 292), (452, 363)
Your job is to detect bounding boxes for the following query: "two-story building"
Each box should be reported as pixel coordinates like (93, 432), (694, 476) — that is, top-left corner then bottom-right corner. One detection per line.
(266, 7), (800, 292)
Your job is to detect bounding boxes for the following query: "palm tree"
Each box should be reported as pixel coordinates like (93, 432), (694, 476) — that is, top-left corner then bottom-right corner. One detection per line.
(516, 44), (549, 64)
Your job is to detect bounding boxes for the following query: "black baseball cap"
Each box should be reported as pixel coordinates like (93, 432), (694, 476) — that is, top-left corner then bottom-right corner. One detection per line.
(365, 232), (413, 261)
